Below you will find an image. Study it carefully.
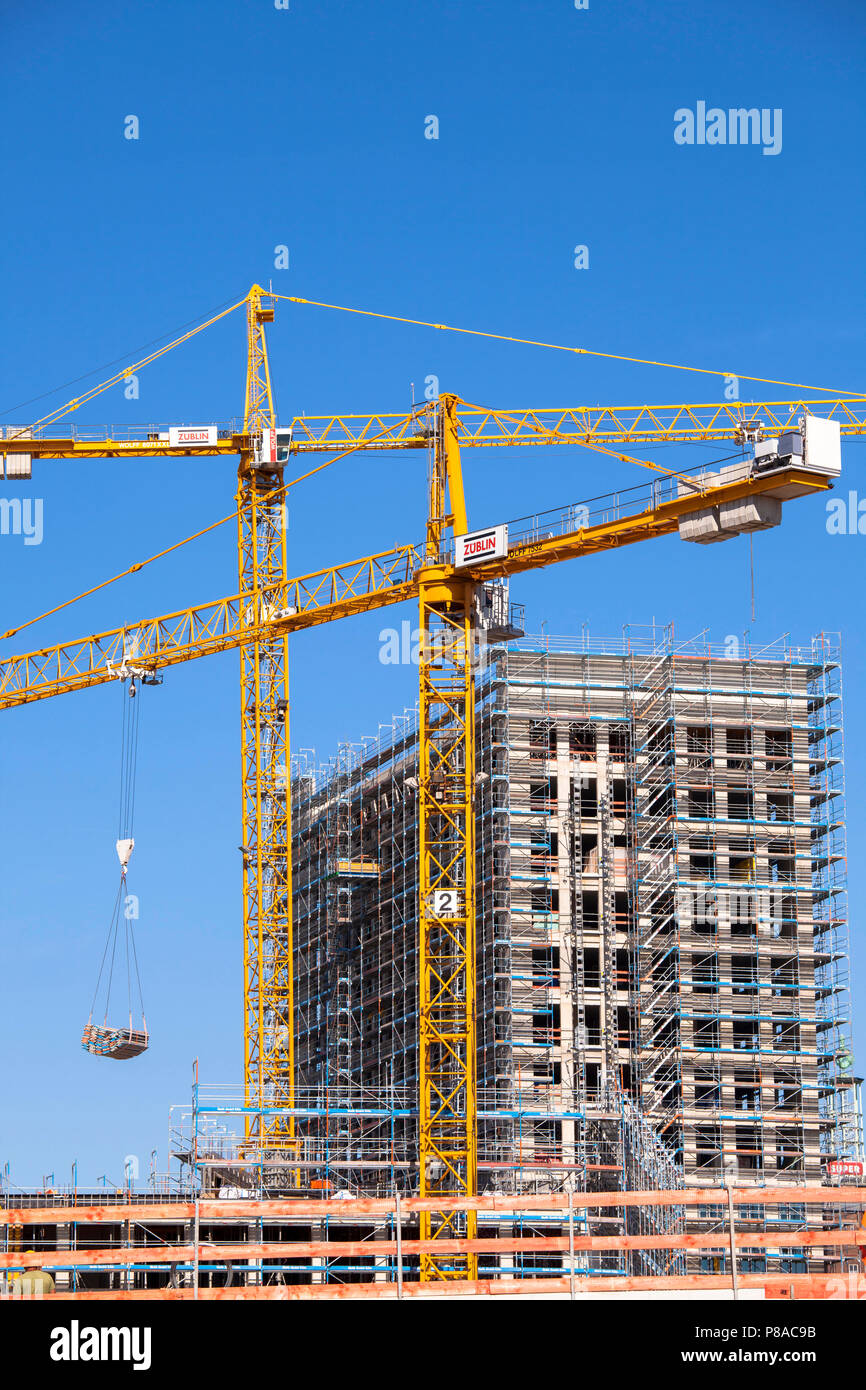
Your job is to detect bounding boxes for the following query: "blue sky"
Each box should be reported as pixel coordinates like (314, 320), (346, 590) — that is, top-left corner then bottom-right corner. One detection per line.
(0, 0), (864, 1186)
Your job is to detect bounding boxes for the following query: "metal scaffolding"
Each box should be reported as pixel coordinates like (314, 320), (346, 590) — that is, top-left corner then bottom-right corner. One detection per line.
(280, 624), (861, 1276)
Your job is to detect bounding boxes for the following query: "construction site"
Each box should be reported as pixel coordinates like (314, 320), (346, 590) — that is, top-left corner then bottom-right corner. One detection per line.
(2, 286), (866, 1300)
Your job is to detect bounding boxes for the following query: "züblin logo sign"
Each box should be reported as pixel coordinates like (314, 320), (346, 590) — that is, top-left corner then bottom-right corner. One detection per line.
(50, 1321), (152, 1372)
(454, 524), (508, 568)
(464, 533), (496, 558)
(674, 102), (782, 156)
(168, 425), (218, 448)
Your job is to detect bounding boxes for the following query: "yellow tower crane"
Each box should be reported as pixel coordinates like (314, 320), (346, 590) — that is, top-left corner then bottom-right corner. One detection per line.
(237, 286), (295, 1151)
(2, 286), (863, 1280)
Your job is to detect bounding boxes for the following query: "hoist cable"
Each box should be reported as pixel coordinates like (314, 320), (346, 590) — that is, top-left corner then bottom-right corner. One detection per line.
(118, 682), (142, 842)
(127, 913), (146, 1025)
(88, 680), (146, 1035)
(88, 878), (125, 1023)
(104, 894), (122, 1025)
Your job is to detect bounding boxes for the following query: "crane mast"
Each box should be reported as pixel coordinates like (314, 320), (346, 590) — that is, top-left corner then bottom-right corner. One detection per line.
(237, 286), (294, 1149)
(415, 400), (479, 1278)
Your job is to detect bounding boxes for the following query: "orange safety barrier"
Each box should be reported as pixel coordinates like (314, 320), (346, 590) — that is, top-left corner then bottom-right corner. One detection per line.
(2, 1185), (866, 1225)
(30, 1273), (866, 1301)
(1, 1228), (865, 1275)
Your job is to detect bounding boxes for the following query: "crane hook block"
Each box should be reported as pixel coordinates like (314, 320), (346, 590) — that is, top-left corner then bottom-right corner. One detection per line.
(116, 837), (135, 871)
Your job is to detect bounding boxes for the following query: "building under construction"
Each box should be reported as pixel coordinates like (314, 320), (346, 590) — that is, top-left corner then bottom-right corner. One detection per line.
(283, 621), (861, 1269)
(2, 287), (865, 1295)
(5, 620), (861, 1293)
(4, 619), (865, 1294)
